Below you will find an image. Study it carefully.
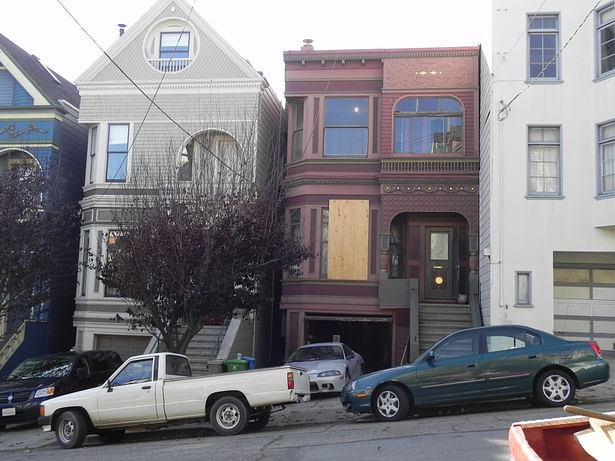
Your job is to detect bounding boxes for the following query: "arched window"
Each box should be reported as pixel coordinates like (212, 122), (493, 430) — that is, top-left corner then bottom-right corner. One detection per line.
(394, 97), (463, 154)
(178, 130), (241, 187)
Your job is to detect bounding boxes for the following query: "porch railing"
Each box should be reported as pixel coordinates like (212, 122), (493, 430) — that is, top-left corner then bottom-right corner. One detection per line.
(381, 158), (480, 174)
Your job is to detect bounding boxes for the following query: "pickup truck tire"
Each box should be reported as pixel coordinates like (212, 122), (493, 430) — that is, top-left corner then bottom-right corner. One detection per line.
(210, 396), (248, 436)
(98, 429), (125, 444)
(247, 409), (271, 432)
(55, 410), (88, 449)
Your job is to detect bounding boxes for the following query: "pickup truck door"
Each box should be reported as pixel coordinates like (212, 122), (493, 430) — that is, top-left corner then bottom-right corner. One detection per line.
(96, 357), (160, 425)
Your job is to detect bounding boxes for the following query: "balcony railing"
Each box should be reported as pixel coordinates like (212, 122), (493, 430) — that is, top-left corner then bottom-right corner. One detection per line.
(148, 58), (193, 73)
(381, 158), (480, 174)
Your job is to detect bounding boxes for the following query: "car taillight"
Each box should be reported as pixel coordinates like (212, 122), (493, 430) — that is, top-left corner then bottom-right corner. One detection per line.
(287, 371), (294, 390)
(589, 341), (602, 359)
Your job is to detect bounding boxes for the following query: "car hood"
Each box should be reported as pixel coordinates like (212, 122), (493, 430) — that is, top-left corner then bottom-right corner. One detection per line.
(0, 377), (58, 393)
(286, 359), (347, 374)
(353, 363), (417, 387)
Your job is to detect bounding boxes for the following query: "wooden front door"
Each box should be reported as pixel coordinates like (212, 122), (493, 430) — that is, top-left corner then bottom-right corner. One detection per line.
(425, 227), (453, 299)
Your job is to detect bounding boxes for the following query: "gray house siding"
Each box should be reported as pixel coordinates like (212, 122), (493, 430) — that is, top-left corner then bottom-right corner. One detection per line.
(479, 49), (491, 326)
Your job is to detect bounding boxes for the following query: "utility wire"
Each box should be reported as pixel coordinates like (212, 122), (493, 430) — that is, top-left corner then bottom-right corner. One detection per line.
(55, 0), (253, 184)
(498, 0), (602, 121)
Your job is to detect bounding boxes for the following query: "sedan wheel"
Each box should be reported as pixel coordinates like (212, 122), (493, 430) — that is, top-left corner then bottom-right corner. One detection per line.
(373, 384), (410, 421)
(535, 370), (575, 407)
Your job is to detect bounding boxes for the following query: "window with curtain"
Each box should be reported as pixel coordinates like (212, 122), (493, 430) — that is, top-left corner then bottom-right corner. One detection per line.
(599, 121), (615, 195)
(527, 126), (561, 196)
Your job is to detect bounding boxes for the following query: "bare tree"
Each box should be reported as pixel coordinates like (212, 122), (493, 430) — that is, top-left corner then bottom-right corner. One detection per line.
(94, 107), (310, 354)
(0, 163), (80, 333)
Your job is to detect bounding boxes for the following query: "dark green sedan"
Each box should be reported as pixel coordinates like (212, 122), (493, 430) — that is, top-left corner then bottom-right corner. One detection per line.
(340, 325), (609, 421)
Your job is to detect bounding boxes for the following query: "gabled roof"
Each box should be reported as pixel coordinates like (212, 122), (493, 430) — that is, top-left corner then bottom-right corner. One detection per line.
(0, 33), (80, 109)
(77, 0), (262, 84)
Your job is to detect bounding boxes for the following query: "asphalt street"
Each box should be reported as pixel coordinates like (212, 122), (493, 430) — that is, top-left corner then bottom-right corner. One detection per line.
(1, 352), (614, 456)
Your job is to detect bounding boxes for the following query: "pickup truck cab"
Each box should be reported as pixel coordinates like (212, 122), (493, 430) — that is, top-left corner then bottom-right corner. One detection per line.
(39, 352), (310, 448)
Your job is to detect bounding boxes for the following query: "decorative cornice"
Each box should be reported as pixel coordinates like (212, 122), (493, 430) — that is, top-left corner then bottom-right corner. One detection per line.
(383, 183), (478, 194)
(285, 178), (380, 188)
(284, 49), (480, 64)
(78, 79), (263, 93)
(0, 123), (48, 138)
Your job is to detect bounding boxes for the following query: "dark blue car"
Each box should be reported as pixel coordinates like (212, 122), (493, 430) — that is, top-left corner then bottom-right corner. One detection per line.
(0, 350), (122, 430)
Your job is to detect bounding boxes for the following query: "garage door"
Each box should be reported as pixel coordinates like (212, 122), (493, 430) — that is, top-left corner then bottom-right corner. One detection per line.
(95, 334), (151, 361)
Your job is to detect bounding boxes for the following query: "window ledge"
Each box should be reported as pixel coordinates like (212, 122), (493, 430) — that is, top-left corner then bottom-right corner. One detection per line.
(524, 79), (563, 85)
(593, 71), (615, 83)
(514, 304), (534, 308)
(596, 192), (615, 200)
(524, 194), (565, 200)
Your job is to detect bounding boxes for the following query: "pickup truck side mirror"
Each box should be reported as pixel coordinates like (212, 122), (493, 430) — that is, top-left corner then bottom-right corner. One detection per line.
(106, 379), (114, 393)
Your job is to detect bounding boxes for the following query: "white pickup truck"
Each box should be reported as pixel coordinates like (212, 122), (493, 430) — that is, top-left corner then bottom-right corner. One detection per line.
(38, 352), (310, 448)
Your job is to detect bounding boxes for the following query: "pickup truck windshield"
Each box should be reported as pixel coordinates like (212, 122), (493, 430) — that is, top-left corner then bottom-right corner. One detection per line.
(7, 355), (74, 380)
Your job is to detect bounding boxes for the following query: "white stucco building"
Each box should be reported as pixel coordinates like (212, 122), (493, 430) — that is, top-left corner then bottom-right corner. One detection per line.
(481, 0), (615, 349)
(73, 0), (283, 359)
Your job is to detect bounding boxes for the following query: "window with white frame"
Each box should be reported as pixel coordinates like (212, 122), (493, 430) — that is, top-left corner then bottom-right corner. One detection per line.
(324, 97), (368, 156)
(528, 14), (559, 80)
(143, 20), (197, 73)
(394, 97), (463, 154)
(599, 121), (615, 195)
(104, 230), (123, 297)
(106, 124), (129, 182)
(598, 4), (615, 77)
(528, 126), (561, 196)
(88, 126), (98, 184)
(516, 271), (532, 306)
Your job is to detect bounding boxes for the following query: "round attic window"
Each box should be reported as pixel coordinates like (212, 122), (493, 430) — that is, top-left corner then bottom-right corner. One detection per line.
(143, 19), (199, 73)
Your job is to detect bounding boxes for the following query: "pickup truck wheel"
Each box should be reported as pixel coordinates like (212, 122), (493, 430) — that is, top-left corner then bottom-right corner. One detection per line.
(247, 409), (271, 432)
(210, 396), (248, 436)
(56, 410), (88, 449)
(98, 429), (125, 444)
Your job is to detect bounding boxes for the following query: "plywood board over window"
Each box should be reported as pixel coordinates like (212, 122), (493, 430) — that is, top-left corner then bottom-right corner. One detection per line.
(328, 200), (369, 280)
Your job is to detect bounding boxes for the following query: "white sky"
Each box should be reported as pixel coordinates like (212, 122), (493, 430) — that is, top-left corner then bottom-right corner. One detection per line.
(1, 0), (492, 99)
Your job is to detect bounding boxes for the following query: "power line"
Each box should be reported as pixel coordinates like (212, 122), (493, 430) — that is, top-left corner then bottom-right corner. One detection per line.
(498, 0), (602, 121)
(55, 0), (253, 184)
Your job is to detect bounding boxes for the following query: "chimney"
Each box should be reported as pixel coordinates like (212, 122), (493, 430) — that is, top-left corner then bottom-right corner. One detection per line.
(118, 23), (126, 37)
(301, 39), (314, 52)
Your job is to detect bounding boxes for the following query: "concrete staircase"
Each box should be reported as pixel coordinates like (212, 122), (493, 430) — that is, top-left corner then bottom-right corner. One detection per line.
(184, 324), (227, 376)
(418, 303), (473, 353)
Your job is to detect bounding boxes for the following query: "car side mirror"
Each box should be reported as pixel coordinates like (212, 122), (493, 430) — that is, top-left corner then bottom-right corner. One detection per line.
(106, 380), (114, 392)
(76, 368), (88, 378)
(426, 350), (436, 362)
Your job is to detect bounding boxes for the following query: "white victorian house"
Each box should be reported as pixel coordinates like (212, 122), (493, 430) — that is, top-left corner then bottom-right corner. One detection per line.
(74, 0), (283, 359)
(481, 0), (615, 349)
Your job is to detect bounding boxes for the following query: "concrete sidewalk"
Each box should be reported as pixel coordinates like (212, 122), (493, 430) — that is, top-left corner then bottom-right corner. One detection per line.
(2, 352), (614, 452)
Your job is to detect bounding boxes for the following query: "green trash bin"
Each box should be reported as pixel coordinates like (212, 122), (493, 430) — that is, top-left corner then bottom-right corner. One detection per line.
(224, 359), (248, 372)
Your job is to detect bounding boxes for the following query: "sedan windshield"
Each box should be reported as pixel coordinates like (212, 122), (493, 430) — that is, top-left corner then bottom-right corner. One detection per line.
(6, 355), (74, 380)
(288, 345), (344, 361)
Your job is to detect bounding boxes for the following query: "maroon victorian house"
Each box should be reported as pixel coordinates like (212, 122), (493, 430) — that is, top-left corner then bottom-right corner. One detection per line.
(281, 42), (481, 371)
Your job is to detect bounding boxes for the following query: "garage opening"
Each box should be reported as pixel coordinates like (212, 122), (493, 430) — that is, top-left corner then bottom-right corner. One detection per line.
(304, 315), (392, 373)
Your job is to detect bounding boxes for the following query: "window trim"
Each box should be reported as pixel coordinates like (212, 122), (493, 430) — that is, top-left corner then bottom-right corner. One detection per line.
(527, 13), (560, 81)
(291, 101), (305, 161)
(105, 123), (129, 183)
(320, 208), (328, 278)
(393, 96), (464, 155)
(515, 271), (533, 307)
(598, 119), (615, 196)
(527, 125), (563, 197)
(596, 3), (615, 79)
(323, 97), (369, 157)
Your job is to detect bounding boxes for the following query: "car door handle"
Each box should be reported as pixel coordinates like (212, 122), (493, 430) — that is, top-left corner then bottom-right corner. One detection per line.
(142, 385), (151, 390)
(466, 363), (478, 368)
(528, 355), (537, 359)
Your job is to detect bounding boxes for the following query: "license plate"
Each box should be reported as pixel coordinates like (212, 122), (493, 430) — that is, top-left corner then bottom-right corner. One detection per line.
(2, 407), (16, 417)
